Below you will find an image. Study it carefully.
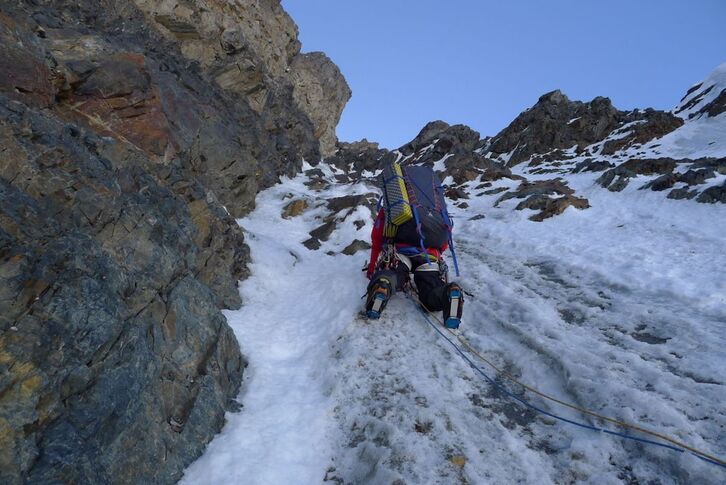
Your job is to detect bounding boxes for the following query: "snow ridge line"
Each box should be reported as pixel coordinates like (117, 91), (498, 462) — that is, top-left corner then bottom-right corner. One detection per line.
(407, 294), (726, 470)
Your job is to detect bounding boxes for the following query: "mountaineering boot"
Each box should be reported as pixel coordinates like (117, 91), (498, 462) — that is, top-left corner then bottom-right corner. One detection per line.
(366, 277), (393, 319)
(443, 283), (464, 329)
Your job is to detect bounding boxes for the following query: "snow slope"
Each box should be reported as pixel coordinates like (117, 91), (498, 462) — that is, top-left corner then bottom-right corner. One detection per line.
(180, 159), (725, 484)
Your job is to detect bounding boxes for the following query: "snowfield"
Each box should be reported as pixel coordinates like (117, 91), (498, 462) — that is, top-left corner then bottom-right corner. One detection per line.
(180, 156), (725, 484)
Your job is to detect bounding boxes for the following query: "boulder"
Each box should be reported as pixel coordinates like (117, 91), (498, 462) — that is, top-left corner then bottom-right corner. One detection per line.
(342, 239), (371, 255)
(496, 179), (589, 221)
(696, 182), (726, 203)
(597, 158), (678, 191)
(282, 198), (309, 219)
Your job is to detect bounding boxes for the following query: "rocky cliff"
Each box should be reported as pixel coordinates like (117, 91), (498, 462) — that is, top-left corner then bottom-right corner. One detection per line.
(0, 1), (349, 483)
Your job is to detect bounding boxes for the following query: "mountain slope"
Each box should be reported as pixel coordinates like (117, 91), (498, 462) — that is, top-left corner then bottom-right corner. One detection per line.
(182, 158), (725, 483)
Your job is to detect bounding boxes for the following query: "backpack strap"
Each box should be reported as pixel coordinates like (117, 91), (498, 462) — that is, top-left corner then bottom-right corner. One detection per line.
(434, 178), (461, 277)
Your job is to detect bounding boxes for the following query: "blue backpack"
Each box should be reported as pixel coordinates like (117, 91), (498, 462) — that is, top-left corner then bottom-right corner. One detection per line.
(379, 162), (460, 276)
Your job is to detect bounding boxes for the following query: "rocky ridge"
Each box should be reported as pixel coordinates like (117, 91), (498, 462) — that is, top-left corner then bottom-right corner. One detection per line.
(0, 1), (349, 483)
(325, 63), (725, 224)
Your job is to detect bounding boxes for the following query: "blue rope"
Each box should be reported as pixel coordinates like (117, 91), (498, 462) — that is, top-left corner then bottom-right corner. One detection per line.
(411, 301), (726, 470)
(447, 233), (461, 277)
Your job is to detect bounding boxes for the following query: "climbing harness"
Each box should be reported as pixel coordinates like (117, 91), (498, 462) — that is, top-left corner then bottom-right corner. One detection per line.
(406, 291), (726, 470)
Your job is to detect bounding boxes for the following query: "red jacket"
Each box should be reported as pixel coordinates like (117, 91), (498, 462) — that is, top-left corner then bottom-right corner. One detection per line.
(366, 209), (448, 278)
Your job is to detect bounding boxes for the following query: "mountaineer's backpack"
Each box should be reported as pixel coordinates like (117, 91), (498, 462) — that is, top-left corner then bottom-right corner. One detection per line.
(379, 162), (460, 275)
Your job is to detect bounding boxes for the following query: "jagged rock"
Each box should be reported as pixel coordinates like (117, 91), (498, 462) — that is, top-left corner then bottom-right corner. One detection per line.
(0, 100), (244, 485)
(573, 159), (615, 173)
(641, 168), (715, 192)
(482, 187), (509, 195)
(309, 221), (337, 242)
(488, 90), (681, 166)
(496, 179), (589, 221)
(304, 178), (330, 191)
(702, 89), (726, 117)
(289, 52), (351, 157)
(282, 198), (309, 219)
(692, 157), (726, 175)
(445, 187), (469, 200)
(400, 122), (481, 163)
(0, 40), (58, 109)
(342, 239), (371, 255)
(696, 182), (726, 203)
(641, 173), (679, 191)
(480, 166), (518, 182)
(302, 237), (321, 250)
(680, 168), (716, 186)
(600, 110), (683, 155)
(667, 187), (699, 200)
(597, 158), (678, 191)
(133, 0), (346, 157)
(2, 5), (319, 218)
(326, 194), (378, 219)
(326, 139), (390, 176)
(443, 153), (508, 185)
(399, 120), (451, 155)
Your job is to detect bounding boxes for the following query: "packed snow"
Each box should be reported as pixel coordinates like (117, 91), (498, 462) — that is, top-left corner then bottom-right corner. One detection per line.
(180, 152), (725, 483)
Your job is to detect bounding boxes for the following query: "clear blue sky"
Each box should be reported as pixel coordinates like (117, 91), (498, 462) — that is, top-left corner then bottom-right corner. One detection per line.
(282, 1), (726, 149)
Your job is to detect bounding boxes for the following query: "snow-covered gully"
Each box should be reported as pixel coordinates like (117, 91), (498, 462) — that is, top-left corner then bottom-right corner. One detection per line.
(182, 163), (725, 484)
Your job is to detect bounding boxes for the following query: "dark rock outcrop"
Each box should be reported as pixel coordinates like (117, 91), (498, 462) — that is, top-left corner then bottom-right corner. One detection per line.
(342, 239), (371, 255)
(486, 90), (683, 165)
(327, 139), (392, 178)
(696, 181), (726, 203)
(597, 157), (723, 200)
(0, 98), (245, 485)
(495, 179), (590, 221)
(597, 158), (679, 191)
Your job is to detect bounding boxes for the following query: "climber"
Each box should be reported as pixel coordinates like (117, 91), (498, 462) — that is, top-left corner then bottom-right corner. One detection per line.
(364, 162), (464, 328)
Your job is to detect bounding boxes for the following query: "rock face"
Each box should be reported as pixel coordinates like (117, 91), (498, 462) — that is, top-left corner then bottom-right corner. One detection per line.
(132, 0), (350, 158)
(290, 52), (352, 157)
(0, 96), (245, 485)
(0, 1), (350, 483)
(485, 90), (683, 166)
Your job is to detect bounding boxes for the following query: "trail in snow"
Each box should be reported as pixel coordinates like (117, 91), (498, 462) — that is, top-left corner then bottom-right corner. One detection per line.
(181, 171), (367, 484)
(183, 162), (725, 484)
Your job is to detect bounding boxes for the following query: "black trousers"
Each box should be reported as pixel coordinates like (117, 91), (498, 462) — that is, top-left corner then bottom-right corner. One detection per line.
(370, 255), (449, 312)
